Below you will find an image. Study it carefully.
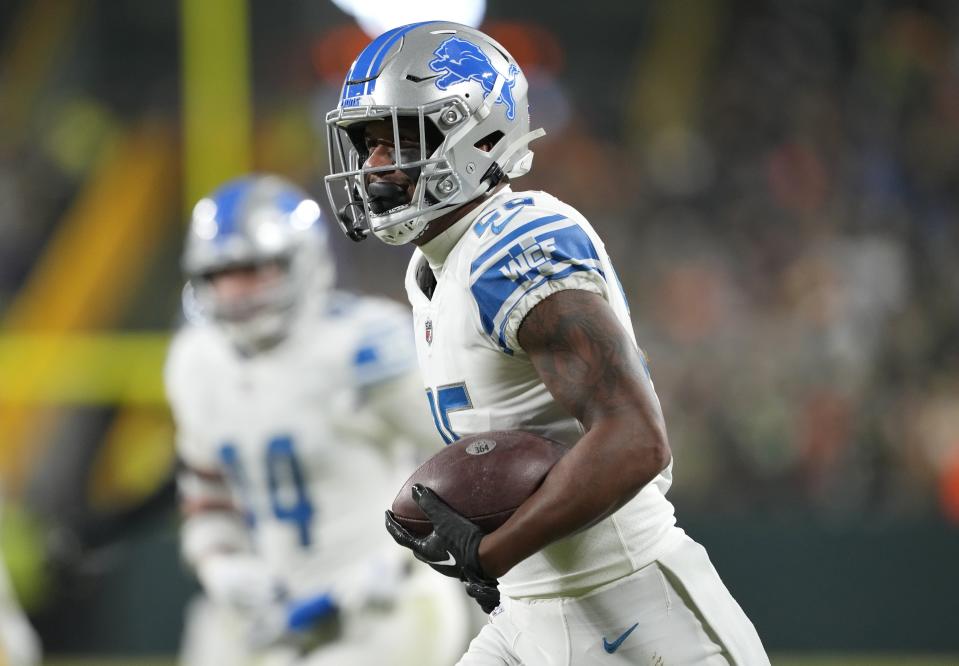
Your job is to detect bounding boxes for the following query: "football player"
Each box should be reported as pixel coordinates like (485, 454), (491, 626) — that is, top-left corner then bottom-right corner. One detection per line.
(166, 174), (470, 666)
(325, 22), (770, 665)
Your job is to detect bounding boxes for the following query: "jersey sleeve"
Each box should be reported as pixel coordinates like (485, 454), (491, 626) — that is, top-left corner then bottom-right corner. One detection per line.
(165, 327), (251, 563)
(467, 203), (609, 354)
(349, 298), (418, 389)
(164, 326), (221, 470)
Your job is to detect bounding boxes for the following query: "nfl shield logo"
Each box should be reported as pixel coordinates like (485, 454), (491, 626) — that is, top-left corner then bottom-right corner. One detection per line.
(425, 319), (433, 345)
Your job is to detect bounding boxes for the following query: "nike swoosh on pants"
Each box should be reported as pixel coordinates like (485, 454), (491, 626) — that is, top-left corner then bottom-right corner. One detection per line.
(602, 622), (639, 654)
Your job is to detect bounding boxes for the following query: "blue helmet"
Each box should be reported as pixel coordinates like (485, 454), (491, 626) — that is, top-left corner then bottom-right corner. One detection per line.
(182, 174), (333, 350)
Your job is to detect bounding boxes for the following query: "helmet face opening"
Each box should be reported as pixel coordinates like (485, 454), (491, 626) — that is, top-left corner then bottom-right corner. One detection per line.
(326, 102), (468, 244)
(324, 21), (545, 245)
(199, 260), (291, 324)
(345, 115), (445, 169)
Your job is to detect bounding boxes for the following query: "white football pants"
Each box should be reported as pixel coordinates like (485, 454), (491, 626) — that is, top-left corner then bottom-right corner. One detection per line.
(457, 535), (769, 666)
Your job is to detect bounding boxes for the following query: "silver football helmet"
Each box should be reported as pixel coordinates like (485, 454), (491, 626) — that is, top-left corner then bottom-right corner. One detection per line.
(182, 174), (333, 351)
(325, 21), (545, 245)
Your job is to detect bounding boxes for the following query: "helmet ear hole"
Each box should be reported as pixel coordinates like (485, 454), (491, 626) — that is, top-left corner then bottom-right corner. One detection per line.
(474, 130), (505, 152)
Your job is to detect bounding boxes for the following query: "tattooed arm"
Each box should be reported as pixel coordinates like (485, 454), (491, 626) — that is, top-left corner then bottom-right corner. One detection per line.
(478, 289), (671, 578)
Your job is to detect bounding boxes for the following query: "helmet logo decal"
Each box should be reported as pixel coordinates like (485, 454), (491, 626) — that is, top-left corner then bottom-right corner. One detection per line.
(428, 36), (519, 120)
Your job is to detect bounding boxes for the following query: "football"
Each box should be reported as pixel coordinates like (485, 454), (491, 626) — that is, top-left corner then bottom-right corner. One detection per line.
(391, 430), (568, 537)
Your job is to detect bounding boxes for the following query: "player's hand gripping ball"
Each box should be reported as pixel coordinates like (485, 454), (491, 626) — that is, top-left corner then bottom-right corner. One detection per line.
(390, 430), (568, 536)
(386, 431), (567, 609)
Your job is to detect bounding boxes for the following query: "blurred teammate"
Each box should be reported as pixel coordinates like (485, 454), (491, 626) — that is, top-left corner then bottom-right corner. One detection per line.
(325, 22), (769, 664)
(0, 500), (40, 666)
(165, 175), (470, 666)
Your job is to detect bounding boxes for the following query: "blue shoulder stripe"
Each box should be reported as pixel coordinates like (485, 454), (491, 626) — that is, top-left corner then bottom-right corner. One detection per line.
(351, 315), (416, 386)
(495, 263), (604, 353)
(470, 223), (605, 345)
(469, 213), (566, 275)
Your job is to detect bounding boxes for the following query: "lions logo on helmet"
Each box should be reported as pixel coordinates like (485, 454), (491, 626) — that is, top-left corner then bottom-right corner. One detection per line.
(429, 37), (520, 120)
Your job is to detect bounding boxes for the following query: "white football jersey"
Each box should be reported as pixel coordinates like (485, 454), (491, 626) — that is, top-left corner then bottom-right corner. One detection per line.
(166, 293), (427, 600)
(404, 188), (684, 598)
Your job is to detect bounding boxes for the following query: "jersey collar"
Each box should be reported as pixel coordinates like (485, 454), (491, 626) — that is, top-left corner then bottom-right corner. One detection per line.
(419, 186), (513, 270)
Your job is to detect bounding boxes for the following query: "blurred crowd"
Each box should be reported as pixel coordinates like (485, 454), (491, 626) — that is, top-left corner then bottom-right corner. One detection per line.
(1, 0), (957, 525)
(523, 0), (959, 520)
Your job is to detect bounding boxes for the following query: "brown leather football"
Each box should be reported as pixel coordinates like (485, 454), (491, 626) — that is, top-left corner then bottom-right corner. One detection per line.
(391, 430), (569, 537)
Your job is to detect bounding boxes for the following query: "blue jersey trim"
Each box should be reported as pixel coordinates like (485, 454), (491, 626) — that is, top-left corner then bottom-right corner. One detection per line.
(470, 223), (605, 342)
(352, 318), (416, 387)
(608, 262), (631, 314)
(354, 345), (379, 366)
(286, 594), (338, 631)
(639, 350), (651, 379)
(354, 357), (415, 385)
(546, 224), (601, 263)
(472, 272), (512, 339)
(425, 389), (452, 444)
(495, 263), (605, 353)
(469, 214), (567, 276)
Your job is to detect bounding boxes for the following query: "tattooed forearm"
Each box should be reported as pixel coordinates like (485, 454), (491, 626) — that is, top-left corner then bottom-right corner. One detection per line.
(518, 289), (651, 429)
(480, 289), (669, 576)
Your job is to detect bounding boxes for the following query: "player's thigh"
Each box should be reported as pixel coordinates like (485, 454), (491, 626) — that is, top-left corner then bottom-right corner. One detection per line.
(456, 613), (523, 666)
(557, 563), (729, 665)
(657, 537), (769, 665)
(613, 565), (730, 665)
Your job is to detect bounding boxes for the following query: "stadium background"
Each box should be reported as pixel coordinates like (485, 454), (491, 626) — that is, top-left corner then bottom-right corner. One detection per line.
(0, 0), (957, 663)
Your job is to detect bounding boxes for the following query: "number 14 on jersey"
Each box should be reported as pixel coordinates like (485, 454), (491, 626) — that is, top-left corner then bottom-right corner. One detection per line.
(219, 437), (315, 546)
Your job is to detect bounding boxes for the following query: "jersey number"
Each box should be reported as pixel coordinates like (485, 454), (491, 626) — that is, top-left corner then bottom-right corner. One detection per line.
(473, 196), (535, 237)
(219, 437), (315, 547)
(425, 383), (473, 444)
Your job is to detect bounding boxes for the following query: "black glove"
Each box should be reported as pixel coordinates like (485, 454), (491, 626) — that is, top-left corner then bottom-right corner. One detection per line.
(385, 484), (498, 590)
(464, 579), (501, 614)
